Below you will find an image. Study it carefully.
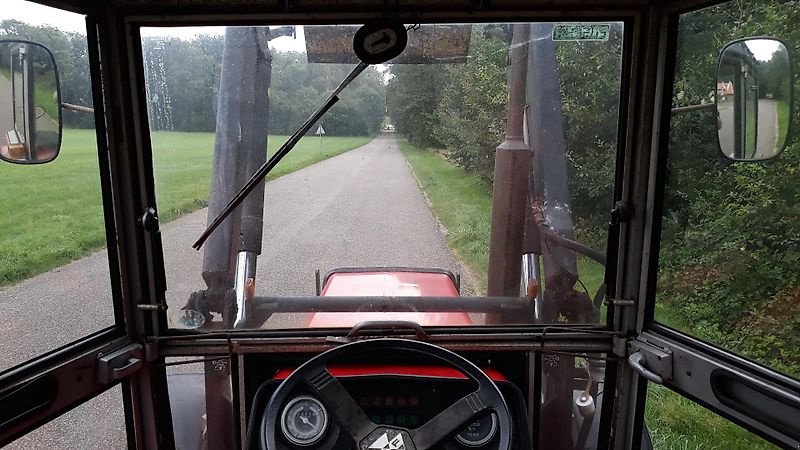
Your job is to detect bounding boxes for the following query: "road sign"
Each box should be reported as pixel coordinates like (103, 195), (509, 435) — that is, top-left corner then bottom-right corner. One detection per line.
(315, 124), (326, 136)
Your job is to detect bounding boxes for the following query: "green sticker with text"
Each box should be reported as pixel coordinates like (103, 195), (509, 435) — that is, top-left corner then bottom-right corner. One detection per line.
(552, 24), (610, 42)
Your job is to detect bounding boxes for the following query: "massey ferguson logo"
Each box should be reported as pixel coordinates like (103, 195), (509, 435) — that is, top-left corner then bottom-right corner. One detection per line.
(368, 431), (406, 450)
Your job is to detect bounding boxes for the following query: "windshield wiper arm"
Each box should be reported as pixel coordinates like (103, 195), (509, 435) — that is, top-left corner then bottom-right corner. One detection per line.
(193, 61), (369, 250)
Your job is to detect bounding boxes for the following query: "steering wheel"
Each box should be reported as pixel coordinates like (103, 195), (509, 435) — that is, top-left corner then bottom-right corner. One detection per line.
(261, 338), (512, 450)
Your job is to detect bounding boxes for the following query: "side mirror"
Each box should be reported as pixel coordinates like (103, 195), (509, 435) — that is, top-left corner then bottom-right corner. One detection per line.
(716, 37), (792, 161)
(0, 40), (62, 164)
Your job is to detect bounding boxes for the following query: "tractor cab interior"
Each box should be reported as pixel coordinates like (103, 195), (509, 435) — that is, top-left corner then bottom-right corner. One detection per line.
(0, 1), (798, 450)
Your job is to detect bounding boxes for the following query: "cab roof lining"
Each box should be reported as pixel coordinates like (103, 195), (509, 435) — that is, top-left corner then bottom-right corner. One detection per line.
(31, 0), (725, 17)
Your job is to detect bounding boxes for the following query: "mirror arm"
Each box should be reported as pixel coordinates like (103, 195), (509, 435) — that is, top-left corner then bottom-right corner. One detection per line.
(671, 103), (716, 114)
(61, 102), (94, 114)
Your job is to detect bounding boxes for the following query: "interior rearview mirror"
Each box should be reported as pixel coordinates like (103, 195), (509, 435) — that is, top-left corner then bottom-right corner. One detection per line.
(716, 37), (792, 161)
(0, 40), (62, 164)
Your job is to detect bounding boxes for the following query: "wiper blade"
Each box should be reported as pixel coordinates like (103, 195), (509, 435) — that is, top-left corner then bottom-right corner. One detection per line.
(193, 61), (368, 250)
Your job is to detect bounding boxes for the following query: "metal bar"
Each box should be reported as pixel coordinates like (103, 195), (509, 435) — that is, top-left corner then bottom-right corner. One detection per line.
(526, 23), (575, 450)
(92, 6), (178, 447)
(233, 251), (257, 328)
(158, 337), (615, 356)
(200, 27), (258, 299)
(237, 354), (248, 449)
(238, 28), (271, 255)
(248, 295), (534, 312)
(526, 22), (578, 316)
(20, 45), (36, 160)
(531, 351), (543, 450)
(521, 253), (543, 319)
(61, 102), (95, 113)
(612, 5), (672, 449)
(204, 358), (236, 450)
(670, 102), (714, 113)
(540, 225), (607, 265)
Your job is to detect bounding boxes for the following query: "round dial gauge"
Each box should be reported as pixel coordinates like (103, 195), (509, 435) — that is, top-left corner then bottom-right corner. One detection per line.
(280, 396), (329, 446)
(456, 413), (497, 447)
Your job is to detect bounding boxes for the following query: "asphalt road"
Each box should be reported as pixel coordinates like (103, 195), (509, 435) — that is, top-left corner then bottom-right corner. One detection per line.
(756, 99), (778, 158)
(717, 99), (778, 159)
(0, 74), (14, 141)
(3, 134), (470, 448)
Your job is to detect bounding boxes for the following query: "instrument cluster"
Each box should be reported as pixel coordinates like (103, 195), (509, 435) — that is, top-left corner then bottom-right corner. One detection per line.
(250, 375), (530, 450)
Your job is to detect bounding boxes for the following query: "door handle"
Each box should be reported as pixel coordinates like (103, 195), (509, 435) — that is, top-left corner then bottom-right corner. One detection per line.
(112, 357), (141, 379)
(97, 344), (143, 384)
(628, 351), (664, 384)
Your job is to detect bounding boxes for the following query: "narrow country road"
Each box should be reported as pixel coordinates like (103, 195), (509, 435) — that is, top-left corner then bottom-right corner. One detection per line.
(0, 75), (13, 135)
(3, 134), (470, 448)
(716, 99), (779, 159)
(756, 99), (778, 158)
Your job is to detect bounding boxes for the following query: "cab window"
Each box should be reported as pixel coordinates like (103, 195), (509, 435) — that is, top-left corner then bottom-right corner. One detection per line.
(657, 0), (798, 380)
(0, 1), (117, 373)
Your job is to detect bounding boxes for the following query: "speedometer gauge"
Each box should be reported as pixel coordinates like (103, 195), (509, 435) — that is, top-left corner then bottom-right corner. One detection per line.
(280, 396), (328, 446)
(456, 413), (497, 447)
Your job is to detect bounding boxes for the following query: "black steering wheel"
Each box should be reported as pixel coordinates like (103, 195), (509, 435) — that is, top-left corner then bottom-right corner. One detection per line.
(261, 338), (512, 450)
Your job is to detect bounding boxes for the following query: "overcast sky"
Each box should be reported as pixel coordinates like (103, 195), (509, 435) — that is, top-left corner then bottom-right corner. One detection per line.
(745, 39), (784, 62)
(1, 0), (306, 52)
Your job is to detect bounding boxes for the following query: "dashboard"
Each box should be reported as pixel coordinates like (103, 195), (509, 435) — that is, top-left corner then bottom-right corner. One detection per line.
(245, 365), (532, 449)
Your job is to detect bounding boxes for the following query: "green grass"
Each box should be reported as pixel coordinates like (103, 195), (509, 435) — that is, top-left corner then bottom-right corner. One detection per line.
(646, 385), (777, 450)
(398, 139), (776, 449)
(400, 140), (605, 297)
(776, 100), (790, 150)
(746, 104), (757, 158)
(0, 68), (59, 120)
(398, 141), (493, 293)
(0, 129), (370, 287)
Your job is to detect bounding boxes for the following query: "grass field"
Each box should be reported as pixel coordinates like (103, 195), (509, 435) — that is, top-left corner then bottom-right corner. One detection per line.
(0, 129), (370, 287)
(776, 100), (790, 150)
(399, 141), (605, 296)
(398, 139), (776, 449)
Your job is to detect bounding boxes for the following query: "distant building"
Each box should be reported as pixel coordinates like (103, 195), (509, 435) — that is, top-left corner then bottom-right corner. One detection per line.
(717, 81), (734, 98)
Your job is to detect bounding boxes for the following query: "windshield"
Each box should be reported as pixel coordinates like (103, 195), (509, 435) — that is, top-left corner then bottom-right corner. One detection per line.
(141, 22), (624, 331)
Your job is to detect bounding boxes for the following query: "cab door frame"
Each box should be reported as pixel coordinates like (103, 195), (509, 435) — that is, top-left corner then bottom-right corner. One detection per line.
(0, 3), (175, 448)
(611, 0), (800, 448)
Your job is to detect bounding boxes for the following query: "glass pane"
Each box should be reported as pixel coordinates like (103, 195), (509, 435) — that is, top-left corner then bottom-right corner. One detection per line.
(645, 385), (778, 449)
(538, 352), (611, 450)
(6, 385), (127, 449)
(141, 22), (624, 331)
(657, 0), (799, 379)
(166, 360), (208, 449)
(0, 2), (115, 373)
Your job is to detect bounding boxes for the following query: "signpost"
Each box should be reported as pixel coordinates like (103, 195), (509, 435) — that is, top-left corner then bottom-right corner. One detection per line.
(315, 123), (325, 150)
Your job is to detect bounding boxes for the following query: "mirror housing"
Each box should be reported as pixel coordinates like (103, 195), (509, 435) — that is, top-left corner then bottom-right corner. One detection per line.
(0, 39), (62, 164)
(716, 37), (792, 161)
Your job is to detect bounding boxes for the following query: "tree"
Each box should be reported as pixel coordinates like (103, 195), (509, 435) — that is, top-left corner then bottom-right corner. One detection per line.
(431, 28), (508, 181)
(386, 64), (447, 148)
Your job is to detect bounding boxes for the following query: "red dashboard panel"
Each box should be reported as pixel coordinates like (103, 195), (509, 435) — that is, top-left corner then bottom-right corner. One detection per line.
(308, 270), (473, 327)
(272, 364), (507, 381)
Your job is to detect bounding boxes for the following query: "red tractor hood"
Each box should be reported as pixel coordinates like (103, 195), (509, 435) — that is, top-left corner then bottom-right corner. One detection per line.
(307, 270), (473, 327)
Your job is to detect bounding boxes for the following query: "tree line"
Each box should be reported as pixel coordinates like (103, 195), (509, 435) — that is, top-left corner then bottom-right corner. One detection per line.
(1, 20), (386, 136)
(141, 35), (386, 136)
(387, 24), (623, 246)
